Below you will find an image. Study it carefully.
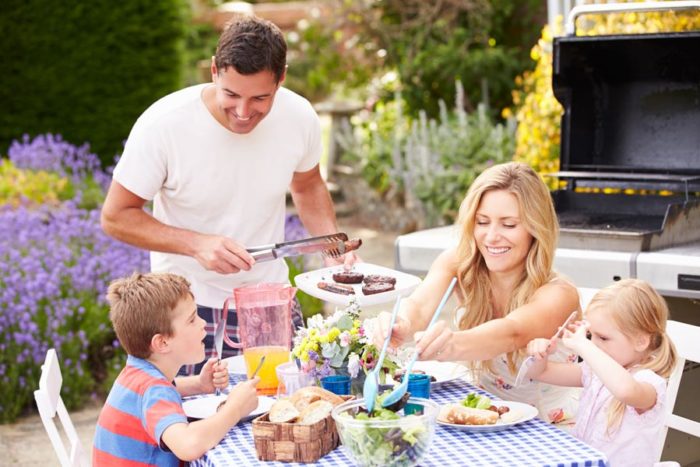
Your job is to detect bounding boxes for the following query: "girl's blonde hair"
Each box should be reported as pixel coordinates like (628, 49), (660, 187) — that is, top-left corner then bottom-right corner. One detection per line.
(586, 279), (677, 433)
(455, 162), (558, 373)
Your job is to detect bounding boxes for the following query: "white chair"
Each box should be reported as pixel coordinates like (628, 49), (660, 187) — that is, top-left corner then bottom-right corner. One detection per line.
(657, 320), (700, 463)
(33, 348), (90, 467)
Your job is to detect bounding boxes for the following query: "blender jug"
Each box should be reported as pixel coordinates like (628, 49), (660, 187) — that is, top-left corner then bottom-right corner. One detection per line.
(222, 283), (295, 395)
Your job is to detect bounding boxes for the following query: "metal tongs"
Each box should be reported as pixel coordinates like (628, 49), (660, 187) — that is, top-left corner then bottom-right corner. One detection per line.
(247, 232), (362, 262)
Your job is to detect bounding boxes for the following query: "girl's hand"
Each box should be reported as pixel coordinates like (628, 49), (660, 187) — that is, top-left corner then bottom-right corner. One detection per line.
(527, 338), (557, 361)
(198, 358), (229, 393)
(560, 320), (590, 353)
(414, 320), (452, 361)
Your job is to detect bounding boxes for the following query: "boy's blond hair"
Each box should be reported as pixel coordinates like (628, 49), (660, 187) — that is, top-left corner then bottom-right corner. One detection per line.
(106, 272), (193, 358)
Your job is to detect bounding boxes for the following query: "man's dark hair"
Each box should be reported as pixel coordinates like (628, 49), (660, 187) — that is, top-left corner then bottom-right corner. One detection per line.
(215, 16), (287, 82)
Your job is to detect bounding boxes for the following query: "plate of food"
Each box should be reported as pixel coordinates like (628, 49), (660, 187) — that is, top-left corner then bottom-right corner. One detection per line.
(437, 393), (538, 432)
(294, 262), (422, 306)
(388, 361), (471, 387)
(183, 394), (276, 422)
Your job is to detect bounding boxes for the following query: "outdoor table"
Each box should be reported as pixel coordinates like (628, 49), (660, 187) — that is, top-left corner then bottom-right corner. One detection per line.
(190, 375), (609, 467)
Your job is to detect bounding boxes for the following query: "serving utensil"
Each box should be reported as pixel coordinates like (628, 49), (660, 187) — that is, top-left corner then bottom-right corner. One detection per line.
(381, 277), (457, 408)
(247, 233), (361, 262)
(363, 296), (402, 413)
(514, 310), (578, 387)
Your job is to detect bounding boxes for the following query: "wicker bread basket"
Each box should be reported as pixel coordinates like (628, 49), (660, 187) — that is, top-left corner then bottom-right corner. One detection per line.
(252, 395), (354, 463)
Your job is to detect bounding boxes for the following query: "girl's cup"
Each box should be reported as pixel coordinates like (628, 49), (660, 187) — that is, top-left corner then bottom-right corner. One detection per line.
(405, 374), (431, 414)
(321, 375), (351, 395)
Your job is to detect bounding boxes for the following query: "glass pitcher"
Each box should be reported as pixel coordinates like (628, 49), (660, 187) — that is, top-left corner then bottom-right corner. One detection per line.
(222, 282), (295, 395)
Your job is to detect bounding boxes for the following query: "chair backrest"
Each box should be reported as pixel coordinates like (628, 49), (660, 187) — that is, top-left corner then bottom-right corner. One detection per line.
(33, 348), (90, 467)
(658, 320), (700, 460)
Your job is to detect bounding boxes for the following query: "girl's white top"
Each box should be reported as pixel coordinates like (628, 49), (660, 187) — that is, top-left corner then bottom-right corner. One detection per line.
(574, 361), (667, 467)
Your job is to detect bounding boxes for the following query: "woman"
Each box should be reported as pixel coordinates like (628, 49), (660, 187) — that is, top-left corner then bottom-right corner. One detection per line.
(377, 162), (581, 423)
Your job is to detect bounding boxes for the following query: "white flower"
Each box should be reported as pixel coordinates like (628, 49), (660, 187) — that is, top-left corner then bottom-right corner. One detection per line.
(347, 352), (360, 378)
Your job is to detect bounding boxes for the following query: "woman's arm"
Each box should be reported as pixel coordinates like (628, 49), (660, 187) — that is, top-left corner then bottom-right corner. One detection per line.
(376, 249), (459, 348)
(418, 279), (580, 361)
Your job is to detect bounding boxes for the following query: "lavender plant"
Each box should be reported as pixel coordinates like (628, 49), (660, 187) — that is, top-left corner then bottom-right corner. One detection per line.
(0, 135), (148, 423)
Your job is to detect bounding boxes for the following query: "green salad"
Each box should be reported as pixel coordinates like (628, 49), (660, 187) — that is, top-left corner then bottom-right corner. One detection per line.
(461, 393), (492, 410)
(336, 392), (431, 467)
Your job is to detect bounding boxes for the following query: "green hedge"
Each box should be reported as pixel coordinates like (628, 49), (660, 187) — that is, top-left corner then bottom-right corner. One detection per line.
(0, 0), (188, 166)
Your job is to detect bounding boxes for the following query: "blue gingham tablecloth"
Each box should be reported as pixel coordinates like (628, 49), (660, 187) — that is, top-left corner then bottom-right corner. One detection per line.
(189, 375), (608, 467)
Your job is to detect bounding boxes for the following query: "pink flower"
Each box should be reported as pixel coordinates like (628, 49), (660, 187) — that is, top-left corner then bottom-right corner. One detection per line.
(339, 331), (352, 347)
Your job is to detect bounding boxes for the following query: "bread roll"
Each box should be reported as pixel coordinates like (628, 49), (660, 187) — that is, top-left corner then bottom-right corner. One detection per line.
(290, 386), (344, 410)
(438, 404), (499, 425)
(297, 400), (334, 424)
(268, 399), (300, 423)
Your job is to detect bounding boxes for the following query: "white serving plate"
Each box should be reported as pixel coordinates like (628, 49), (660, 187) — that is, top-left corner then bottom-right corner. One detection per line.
(294, 262), (422, 306)
(183, 394), (275, 422)
(411, 360), (471, 387)
(437, 400), (539, 433)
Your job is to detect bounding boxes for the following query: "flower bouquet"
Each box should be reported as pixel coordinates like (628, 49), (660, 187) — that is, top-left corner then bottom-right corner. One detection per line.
(292, 298), (399, 392)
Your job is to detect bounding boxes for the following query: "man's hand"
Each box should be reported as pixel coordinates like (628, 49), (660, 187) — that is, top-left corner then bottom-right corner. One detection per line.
(192, 234), (254, 274)
(322, 251), (359, 270)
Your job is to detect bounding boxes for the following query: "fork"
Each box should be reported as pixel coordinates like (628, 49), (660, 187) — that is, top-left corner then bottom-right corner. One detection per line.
(381, 277), (457, 408)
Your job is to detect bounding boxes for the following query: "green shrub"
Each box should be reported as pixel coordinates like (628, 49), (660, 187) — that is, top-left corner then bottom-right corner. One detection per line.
(0, 0), (189, 166)
(339, 82), (516, 226)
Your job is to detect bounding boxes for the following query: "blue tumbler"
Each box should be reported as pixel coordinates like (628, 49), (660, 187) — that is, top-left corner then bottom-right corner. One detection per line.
(321, 375), (351, 395)
(404, 373), (431, 415)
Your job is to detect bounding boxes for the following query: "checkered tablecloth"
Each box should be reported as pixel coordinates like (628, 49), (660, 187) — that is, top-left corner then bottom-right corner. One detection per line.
(189, 375), (608, 467)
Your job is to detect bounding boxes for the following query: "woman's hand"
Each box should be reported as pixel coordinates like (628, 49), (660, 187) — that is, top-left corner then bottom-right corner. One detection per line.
(374, 311), (413, 348)
(198, 358), (229, 393)
(414, 320), (453, 361)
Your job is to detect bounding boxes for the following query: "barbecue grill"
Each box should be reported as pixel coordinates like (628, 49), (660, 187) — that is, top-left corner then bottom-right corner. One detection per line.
(550, 1), (700, 311)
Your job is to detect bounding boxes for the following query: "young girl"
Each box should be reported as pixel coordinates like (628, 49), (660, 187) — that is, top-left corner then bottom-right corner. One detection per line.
(526, 279), (677, 466)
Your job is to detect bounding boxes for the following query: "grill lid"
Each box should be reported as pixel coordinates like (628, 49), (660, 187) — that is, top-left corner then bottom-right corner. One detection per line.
(552, 31), (700, 191)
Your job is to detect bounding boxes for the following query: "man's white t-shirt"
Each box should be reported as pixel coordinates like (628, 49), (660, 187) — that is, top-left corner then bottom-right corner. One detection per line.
(113, 84), (321, 307)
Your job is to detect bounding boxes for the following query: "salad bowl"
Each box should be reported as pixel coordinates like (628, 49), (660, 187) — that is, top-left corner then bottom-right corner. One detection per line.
(331, 397), (439, 467)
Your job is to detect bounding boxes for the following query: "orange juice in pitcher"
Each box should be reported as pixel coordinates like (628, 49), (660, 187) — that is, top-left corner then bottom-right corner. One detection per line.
(243, 345), (290, 395)
(221, 283), (296, 396)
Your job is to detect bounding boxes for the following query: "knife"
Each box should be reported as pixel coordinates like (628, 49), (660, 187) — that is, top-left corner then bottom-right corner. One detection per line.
(250, 237), (362, 262)
(213, 315), (226, 396)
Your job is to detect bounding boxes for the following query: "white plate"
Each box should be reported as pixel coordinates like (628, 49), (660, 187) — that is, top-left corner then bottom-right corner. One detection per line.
(437, 400), (539, 432)
(294, 263), (422, 306)
(183, 394), (275, 422)
(412, 360), (471, 386)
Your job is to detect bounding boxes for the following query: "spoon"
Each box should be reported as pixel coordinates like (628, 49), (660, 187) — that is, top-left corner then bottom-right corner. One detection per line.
(514, 310), (578, 386)
(363, 296), (402, 413)
(381, 277), (457, 408)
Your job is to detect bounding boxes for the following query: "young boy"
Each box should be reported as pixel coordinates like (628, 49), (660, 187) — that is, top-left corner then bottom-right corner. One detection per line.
(93, 272), (259, 465)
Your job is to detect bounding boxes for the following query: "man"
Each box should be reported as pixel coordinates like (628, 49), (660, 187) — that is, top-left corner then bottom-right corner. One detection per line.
(101, 15), (354, 374)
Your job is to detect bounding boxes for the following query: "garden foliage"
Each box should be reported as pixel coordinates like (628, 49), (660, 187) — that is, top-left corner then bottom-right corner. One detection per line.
(0, 0), (188, 166)
(511, 7), (700, 179)
(0, 135), (149, 423)
(339, 82), (515, 227)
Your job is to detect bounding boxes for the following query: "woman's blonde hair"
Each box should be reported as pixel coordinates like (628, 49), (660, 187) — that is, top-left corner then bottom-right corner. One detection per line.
(455, 162), (558, 373)
(585, 279), (677, 434)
